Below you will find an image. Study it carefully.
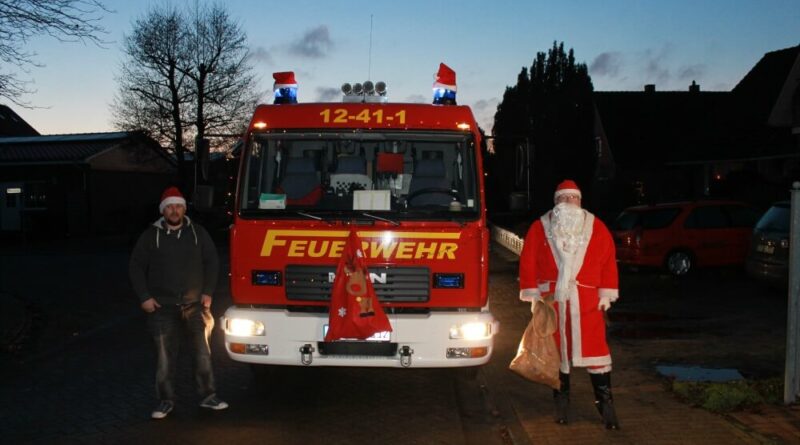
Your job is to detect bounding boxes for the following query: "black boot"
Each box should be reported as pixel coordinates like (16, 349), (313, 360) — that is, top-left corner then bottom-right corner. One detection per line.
(552, 372), (570, 425)
(590, 372), (620, 430)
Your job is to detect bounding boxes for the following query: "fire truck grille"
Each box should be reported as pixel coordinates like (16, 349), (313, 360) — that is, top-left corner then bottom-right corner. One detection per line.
(284, 265), (430, 302)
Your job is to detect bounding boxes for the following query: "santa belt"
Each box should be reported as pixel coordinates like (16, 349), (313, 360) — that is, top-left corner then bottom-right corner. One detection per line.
(544, 279), (597, 290)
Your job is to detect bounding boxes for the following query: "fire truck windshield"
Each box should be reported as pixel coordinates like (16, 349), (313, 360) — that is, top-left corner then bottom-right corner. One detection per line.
(239, 131), (479, 220)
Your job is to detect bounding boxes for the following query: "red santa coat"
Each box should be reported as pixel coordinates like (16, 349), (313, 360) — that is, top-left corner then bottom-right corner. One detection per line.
(519, 210), (619, 373)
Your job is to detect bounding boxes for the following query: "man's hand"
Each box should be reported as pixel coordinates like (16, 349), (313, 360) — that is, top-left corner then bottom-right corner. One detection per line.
(201, 294), (213, 309)
(598, 295), (612, 311)
(141, 298), (161, 313)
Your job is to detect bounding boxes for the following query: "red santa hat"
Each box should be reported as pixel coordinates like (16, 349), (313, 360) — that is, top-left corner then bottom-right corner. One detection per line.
(159, 186), (186, 213)
(433, 63), (457, 91)
(273, 71), (297, 89)
(553, 179), (581, 201)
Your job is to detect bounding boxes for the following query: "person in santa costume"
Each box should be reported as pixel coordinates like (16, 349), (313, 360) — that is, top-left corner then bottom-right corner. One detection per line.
(519, 179), (620, 429)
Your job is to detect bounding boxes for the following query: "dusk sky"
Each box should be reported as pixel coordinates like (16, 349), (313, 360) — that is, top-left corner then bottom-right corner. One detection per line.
(9, 0), (800, 136)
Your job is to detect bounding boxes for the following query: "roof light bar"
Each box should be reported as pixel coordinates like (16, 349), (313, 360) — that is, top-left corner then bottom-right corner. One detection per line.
(342, 80), (389, 103)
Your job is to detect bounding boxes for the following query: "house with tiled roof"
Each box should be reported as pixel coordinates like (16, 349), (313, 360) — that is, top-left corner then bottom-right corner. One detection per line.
(594, 45), (800, 210)
(0, 130), (176, 237)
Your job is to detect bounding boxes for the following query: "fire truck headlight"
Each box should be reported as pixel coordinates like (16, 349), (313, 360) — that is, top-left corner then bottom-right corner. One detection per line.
(449, 322), (492, 340)
(225, 318), (265, 336)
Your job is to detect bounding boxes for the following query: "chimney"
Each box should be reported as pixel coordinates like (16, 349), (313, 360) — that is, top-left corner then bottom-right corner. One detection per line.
(644, 84), (656, 93)
(689, 80), (700, 93)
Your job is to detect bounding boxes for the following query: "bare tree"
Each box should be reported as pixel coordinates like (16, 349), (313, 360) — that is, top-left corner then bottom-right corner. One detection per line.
(112, 1), (260, 185)
(182, 2), (259, 146)
(111, 5), (191, 178)
(0, 0), (109, 106)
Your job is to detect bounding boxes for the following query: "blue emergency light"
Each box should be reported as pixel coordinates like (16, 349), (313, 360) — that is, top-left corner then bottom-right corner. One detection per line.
(274, 87), (297, 104)
(252, 270), (282, 286)
(433, 273), (464, 288)
(432, 88), (457, 105)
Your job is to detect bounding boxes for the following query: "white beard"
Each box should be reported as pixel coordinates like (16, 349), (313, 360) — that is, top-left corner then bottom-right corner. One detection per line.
(551, 202), (585, 255)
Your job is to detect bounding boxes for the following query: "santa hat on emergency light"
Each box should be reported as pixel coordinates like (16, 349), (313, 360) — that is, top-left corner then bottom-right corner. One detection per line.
(433, 63), (457, 91)
(553, 179), (581, 202)
(432, 63), (457, 105)
(273, 71), (298, 104)
(159, 186), (186, 213)
(273, 71), (297, 89)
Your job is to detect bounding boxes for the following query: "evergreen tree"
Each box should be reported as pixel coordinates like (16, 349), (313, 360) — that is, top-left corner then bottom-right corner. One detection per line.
(491, 42), (595, 215)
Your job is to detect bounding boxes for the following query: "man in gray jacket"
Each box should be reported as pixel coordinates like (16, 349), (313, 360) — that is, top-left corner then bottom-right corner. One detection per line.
(129, 186), (227, 419)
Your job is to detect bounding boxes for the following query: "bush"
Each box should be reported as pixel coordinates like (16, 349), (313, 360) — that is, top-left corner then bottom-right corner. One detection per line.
(670, 378), (783, 413)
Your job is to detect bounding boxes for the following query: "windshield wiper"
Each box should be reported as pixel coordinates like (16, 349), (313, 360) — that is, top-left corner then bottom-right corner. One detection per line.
(359, 212), (400, 226)
(295, 211), (321, 220)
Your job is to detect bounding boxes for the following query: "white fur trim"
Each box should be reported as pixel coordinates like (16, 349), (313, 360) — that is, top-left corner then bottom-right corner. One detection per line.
(587, 365), (613, 374)
(519, 288), (540, 302)
(274, 83), (297, 89)
(433, 82), (457, 91)
(574, 355), (612, 367)
(160, 196), (186, 213)
(553, 188), (581, 201)
(598, 288), (619, 302)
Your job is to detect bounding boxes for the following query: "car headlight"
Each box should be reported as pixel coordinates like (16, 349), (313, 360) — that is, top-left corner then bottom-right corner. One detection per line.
(449, 322), (492, 340)
(225, 318), (265, 336)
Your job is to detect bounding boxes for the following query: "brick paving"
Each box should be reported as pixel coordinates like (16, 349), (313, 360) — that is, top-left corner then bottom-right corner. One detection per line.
(2, 235), (800, 444)
(487, 242), (800, 445)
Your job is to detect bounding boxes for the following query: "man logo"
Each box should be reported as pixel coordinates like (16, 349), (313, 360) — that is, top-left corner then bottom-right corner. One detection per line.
(329, 272), (387, 284)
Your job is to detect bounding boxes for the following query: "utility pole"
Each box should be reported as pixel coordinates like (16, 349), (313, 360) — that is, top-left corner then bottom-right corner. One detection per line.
(785, 181), (800, 404)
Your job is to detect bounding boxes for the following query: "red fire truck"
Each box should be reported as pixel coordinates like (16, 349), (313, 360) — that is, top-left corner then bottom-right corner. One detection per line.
(221, 65), (498, 369)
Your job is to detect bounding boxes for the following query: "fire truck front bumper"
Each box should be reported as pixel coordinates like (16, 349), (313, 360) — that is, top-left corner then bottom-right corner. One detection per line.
(221, 307), (499, 368)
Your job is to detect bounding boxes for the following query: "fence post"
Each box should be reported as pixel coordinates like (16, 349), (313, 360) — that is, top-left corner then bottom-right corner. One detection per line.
(785, 181), (800, 404)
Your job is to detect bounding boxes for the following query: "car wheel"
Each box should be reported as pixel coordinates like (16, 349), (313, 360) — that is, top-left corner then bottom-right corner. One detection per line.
(666, 251), (692, 276)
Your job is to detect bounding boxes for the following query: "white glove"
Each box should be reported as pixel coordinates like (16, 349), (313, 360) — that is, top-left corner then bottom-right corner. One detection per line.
(598, 295), (612, 311)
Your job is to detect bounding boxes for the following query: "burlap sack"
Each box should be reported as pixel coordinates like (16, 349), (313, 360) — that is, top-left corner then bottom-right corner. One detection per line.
(509, 299), (560, 389)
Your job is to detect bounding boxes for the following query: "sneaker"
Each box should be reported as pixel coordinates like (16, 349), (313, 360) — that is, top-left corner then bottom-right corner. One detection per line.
(199, 395), (229, 410)
(151, 400), (174, 419)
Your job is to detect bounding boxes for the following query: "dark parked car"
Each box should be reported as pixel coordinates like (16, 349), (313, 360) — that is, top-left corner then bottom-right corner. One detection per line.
(612, 200), (760, 276)
(746, 201), (790, 287)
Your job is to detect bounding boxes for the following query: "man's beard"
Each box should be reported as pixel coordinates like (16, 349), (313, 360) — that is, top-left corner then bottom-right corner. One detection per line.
(551, 202), (585, 254)
(165, 212), (183, 227)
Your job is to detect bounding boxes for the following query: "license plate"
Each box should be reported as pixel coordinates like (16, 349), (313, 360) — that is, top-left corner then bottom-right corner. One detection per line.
(323, 325), (391, 342)
(756, 244), (774, 254)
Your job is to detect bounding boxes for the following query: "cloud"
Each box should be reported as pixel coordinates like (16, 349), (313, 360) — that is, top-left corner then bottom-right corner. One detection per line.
(251, 46), (274, 65)
(677, 64), (706, 81)
(472, 98), (500, 113)
(641, 46), (673, 85)
(471, 98), (500, 134)
(289, 25), (334, 58)
(404, 94), (427, 103)
(315, 87), (340, 102)
(589, 52), (623, 78)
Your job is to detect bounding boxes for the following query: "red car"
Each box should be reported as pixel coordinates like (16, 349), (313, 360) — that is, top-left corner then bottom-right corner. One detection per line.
(612, 201), (760, 276)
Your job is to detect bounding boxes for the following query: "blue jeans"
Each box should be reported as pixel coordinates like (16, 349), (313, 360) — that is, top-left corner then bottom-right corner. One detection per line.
(147, 303), (216, 401)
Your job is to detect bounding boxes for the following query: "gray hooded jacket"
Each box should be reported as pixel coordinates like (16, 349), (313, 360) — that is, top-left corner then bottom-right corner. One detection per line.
(129, 216), (219, 305)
